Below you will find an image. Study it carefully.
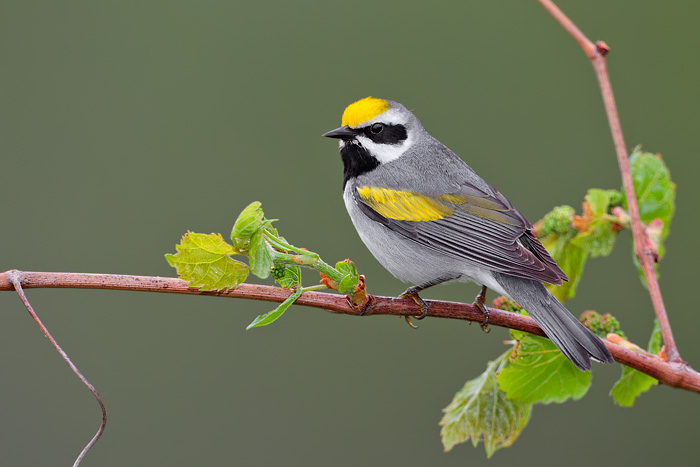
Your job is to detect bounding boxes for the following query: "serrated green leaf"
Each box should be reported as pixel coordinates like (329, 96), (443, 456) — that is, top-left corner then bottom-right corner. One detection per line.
(585, 188), (613, 215)
(440, 353), (532, 458)
(335, 260), (357, 276)
(165, 232), (249, 290)
(626, 149), (676, 284)
(571, 188), (617, 258)
(542, 231), (588, 302)
(248, 226), (273, 279)
(247, 287), (302, 329)
(335, 260), (359, 294)
(337, 275), (358, 294)
(498, 335), (592, 404)
(231, 201), (265, 251)
(272, 264), (302, 288)
(610, 320), (661, 406)
(572, 220), (616, 258)
(610, 366), (657, 407)
(509, 329), (528, 342)
(628, 149), (675, 252)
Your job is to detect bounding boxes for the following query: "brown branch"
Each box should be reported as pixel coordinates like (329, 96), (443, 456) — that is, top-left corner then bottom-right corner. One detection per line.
(2, 270), (699, 394)
(538, 0), (680, 363)
(7, 271), (106, 467)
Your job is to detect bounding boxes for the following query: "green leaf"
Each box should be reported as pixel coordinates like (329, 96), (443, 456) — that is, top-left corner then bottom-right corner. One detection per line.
(335, 260), (359, 294)
(335, 259), (358, 276)
(571, 188), (617, 258)
(572, 221), (615, 258)
(627, 149), (676, 256)
(231, 201), (265, 251)
(538, 189), (622, 301)
(498, 335), (592, 404)
(271, 264), (302, 288)
(550, 241), (587, 303)
(607, 189), (624, 207)
(165, 232), (249, 290)
(440, 353), (532, 458)
(585, 188), (612, 214)
(542, 230), (588, 302)
(610, 320), (661, 407)
(610, 366), (656, 407)
(247, 287), (302, 329)
(626, 149), (676, 285)
(248, 226), (273, 279)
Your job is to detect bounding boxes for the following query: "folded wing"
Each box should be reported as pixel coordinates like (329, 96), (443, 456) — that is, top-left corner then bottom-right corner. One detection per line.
(354, 184), (568, 285)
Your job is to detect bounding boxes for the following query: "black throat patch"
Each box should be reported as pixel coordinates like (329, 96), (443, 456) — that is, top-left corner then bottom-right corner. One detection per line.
(339, 123), (408, 188)
(340, 142), (380, 189)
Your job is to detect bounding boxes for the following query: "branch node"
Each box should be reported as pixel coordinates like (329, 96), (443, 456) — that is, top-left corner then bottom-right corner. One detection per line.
(6, 269), (21, 285)
(595, 40), (611, 56)
(349, 274), (370, 309)
(346, 292), (374, 316)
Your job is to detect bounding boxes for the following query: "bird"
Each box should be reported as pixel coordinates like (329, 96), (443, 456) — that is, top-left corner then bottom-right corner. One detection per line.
(322, 96), (613, 371)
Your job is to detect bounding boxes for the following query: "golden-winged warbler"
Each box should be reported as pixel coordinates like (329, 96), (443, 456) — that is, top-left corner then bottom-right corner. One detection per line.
(323, 96), (613, 371)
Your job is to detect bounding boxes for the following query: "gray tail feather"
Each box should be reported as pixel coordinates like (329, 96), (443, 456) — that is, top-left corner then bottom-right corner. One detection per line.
(495, 274), (613, 371)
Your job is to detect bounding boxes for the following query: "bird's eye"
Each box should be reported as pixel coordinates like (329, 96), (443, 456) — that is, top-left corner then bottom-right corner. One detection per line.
(370, 123), (384, 134)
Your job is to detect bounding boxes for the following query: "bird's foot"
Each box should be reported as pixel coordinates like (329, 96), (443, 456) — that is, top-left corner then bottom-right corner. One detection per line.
(400, 291), (429, 329)
(473, 285), (490, 333)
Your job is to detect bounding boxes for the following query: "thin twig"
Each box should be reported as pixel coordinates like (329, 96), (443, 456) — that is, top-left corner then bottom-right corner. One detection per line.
(7, 271), (106, 467)
(1, 270), (698, 394)
(537, 0), (680, 363)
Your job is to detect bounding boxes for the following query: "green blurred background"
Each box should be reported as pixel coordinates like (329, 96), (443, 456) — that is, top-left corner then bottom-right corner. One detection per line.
(1, 1), (699, 465)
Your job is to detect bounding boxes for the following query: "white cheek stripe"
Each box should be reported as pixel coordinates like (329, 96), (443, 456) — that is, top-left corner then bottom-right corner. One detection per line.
(355, 133), (414, 164)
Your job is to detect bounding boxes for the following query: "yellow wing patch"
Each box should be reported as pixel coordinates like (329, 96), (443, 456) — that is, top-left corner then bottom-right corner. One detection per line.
(357, 186), (454, 221)
(342, 97), (389, 127)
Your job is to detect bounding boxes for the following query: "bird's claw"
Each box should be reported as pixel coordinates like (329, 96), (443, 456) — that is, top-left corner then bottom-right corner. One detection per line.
(404, 316), (419, 329)
(400, 292), (429, 329)
(473, 286), (490, 333)
(473, 301), (491, 333)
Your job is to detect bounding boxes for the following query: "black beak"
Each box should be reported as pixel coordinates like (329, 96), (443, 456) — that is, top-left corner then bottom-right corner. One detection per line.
(322, 126), (357, 139)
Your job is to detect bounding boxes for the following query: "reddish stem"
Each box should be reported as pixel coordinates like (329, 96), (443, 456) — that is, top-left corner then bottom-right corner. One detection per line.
(7, 272), (106, 467)
(1, 270), (698, 394)
(537, 0), (680, 363)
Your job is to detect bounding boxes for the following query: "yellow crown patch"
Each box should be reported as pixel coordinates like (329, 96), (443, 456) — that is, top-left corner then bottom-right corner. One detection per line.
(341, 97), (389, 128)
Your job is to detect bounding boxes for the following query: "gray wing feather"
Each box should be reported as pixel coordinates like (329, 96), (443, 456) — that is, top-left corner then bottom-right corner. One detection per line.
(357, 198), (566, 284)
